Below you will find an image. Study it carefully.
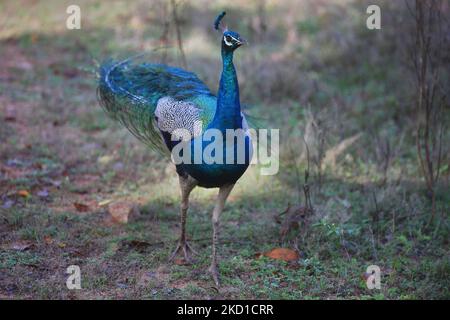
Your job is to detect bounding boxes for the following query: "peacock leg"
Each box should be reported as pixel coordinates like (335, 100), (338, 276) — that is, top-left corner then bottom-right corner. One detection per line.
(169, 174), (198, 263)
(209, 183), (234, 287)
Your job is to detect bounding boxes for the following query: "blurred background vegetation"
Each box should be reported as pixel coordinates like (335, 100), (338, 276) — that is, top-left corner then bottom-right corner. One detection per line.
(0, 0), (448, 299)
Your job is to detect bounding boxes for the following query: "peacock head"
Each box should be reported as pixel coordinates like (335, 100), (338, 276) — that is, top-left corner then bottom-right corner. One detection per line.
(214, 11), (246, 52)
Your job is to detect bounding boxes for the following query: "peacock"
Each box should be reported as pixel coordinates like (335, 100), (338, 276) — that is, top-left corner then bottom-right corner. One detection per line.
(97, 12), (252, 286)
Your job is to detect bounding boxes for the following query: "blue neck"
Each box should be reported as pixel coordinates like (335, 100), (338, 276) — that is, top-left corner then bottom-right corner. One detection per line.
(208, 46), (242, 131)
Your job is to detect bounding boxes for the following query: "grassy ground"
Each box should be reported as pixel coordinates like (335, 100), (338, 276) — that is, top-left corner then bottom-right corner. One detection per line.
(0, 0), (449, 299)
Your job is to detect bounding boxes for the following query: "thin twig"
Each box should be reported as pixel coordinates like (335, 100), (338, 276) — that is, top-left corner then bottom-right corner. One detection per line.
(170, 0), (187, 68)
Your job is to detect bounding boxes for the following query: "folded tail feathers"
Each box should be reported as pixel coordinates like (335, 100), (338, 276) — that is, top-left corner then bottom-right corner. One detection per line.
(98, 59), (168, 154)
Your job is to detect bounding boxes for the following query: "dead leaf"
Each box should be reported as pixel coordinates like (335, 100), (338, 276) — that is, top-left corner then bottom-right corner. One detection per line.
(31, 33), (39, 44)
(17, 190), (30, 197)
(32, 162), (43, 170)
(108, 201), (139, 224)
(73, 202), (89, 212)
(98, 155), (114, 165)
(262, 248), (299, 262)
(43, 235), (53, 245)
(174, 258), (189, 266)
(98, 199), (113, 207)
(57, 242), (66, 248)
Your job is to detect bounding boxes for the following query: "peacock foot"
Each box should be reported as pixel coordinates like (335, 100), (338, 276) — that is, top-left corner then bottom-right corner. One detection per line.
(209, 262), (220, 287)
(169, 239), (197, 264)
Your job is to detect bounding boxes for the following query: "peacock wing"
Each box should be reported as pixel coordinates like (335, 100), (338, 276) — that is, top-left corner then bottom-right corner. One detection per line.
(98, 59), (217, 155)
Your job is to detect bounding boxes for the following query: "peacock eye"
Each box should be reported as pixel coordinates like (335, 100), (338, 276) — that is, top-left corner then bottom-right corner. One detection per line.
(223, 35), (233, 46)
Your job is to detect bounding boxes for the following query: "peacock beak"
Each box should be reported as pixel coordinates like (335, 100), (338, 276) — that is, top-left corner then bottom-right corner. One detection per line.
(236, 38), (247, 46)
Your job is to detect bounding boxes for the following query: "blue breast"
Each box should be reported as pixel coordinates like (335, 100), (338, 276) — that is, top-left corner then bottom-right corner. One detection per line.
(179, 133), (252, 188)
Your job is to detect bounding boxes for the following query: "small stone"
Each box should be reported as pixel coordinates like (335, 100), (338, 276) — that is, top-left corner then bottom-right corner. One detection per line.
(2, 200), (14, 209)
(37, 189), (49, 198)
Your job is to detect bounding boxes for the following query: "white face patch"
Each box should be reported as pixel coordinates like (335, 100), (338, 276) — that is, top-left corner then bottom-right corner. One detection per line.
(223, 35), (235, 47)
